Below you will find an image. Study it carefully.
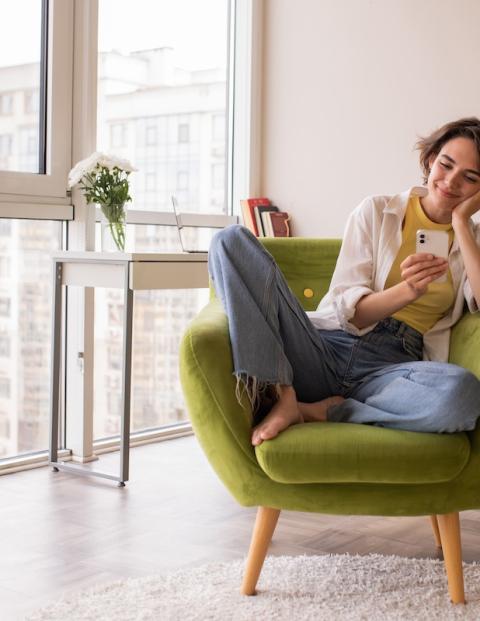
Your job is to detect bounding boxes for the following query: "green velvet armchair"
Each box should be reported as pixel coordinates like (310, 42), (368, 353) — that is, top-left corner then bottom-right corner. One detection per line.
(179, 237), (480, 604)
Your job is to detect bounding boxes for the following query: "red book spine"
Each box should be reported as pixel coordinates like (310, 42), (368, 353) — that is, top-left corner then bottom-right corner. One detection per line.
(240, 198), (271, 236)
(269, 211), (291, 237)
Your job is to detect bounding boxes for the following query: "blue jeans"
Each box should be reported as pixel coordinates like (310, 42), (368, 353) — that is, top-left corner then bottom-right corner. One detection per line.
(208, 225), (480, 433)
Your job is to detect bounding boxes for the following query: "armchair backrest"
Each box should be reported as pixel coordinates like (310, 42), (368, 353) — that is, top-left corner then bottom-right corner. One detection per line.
(449, 313), (480, 379)
(260, 238), (480, 381)
(260, 238), (342, 310)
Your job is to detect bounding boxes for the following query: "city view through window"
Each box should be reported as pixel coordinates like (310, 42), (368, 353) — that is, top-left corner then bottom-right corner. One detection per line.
(0, 0), (43, 174)
(0, 0), (229, 457)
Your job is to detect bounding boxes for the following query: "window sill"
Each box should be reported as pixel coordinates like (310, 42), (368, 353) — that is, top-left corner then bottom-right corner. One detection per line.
(0, 422), (193, 476)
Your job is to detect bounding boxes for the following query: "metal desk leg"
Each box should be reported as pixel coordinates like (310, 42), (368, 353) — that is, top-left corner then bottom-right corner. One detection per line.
(119, 263), (133, 486)
(49, 261), (63, 469)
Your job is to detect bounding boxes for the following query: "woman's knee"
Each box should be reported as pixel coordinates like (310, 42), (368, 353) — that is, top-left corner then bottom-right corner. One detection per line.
(210, 225), (274, 273)
(211, 224), (255, 255)
(447, 367), (480, 400)
(441, 367), (480, 432)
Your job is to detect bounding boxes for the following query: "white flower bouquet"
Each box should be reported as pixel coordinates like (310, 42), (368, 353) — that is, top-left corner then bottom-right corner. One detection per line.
(68, 152), (137, 251)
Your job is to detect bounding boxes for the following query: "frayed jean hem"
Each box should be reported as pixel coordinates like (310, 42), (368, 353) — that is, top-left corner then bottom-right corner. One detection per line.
(234, 372), (284, 413)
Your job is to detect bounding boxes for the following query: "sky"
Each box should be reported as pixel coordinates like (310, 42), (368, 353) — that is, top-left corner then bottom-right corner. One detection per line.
(0, 0), (228, 70)
(99, 0), (228, 69)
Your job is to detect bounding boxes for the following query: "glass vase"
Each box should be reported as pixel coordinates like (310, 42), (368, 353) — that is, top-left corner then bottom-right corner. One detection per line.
(99, 203), (126, 252)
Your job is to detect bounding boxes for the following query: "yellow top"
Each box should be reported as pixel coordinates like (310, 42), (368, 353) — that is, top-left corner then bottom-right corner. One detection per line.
(385, 195), (454, 334)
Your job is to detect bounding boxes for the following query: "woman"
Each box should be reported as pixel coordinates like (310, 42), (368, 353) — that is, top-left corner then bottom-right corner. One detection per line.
(208, 117), (480, 446)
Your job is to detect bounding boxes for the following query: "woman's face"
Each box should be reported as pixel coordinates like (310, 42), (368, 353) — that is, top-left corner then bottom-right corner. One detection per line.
(423, 136), (480, 222)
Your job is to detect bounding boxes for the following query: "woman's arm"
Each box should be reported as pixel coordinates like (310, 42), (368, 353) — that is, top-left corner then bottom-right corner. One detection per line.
(452, 191), (480, 307)
(351, 254), (448, 329)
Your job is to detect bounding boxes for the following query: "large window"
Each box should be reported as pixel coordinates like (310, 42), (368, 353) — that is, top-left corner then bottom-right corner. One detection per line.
(0, 220), (62, 459)
(0, 0), (44, 174)
(0, 0), (243, 464)
(0, 0), (73, 201)
(93, 0), (230, 438)
(93, 285), (209, 440)
(0, 1), (72, 462)
(97, 0), (229, 214)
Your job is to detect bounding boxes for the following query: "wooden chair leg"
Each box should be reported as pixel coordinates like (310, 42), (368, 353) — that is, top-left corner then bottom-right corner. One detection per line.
(429, 515), (442, 548)
(437, 512), (465, 604)
(240, 506), (280, 596)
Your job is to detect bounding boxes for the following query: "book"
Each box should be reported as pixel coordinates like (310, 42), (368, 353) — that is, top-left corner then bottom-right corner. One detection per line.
(254, 205), (278, 237)
(240, 198), (271, 236)
(269, 211), (291, 237)
(261, 210), (275, 237)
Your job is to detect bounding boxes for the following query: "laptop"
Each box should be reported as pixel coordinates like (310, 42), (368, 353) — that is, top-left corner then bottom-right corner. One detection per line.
(171, 196), (209, 253)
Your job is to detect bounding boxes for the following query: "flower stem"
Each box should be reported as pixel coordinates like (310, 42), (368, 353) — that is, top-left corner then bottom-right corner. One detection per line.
(100, 203), (126, 251)
(109, 220), (125, 251)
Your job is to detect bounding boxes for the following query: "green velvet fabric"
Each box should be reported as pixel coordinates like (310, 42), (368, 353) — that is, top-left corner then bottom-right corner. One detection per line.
(255, 422), (470, 484)
(449, 311), (480, 378)
(179, 238), (480, 516)
(260, 238), (342, 310)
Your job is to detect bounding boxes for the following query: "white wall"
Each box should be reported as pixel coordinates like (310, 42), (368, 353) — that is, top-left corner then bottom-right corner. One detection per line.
(260, 0), (480, 237)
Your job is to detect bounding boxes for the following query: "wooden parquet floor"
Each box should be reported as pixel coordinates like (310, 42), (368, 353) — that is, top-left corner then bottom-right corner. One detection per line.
(1, 435), (479, 619)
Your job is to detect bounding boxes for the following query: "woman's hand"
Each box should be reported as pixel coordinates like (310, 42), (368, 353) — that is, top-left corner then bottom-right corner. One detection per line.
(351, 252), (448, 330)
(452, 188), (480, 226)
(400, 253), (448, 299)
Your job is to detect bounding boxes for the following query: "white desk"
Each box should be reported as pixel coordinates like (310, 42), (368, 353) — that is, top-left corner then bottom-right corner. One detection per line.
(49, 251), (209, 485)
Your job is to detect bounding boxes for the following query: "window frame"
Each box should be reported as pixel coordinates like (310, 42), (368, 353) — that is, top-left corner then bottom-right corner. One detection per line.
(0, 0), (260, 471)
(229, 0), (264, 213)
(0, 0), (74, 209)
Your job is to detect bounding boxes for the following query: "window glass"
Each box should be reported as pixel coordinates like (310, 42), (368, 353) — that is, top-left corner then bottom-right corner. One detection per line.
(98, 0), (229, 214)
(0, 0), (45, 173)
(93, 223), (209, 438)
(93, 287), (209, 439)
(0, 220), (63, 460)
(95, 0), (229, 437)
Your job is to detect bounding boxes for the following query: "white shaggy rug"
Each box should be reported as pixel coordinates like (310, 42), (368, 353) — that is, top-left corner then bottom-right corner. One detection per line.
(26, 553), (480, 621)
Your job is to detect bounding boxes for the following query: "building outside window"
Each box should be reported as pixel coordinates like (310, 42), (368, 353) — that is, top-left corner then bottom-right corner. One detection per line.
(0, 94), (14, 116)
(24, 90), (39, 114)
(0, 297), (10, 317)
(26, 133), (37, 155)
(0, 221), (11, 236)
(0, 134), (12, 157)
(1, 220), (62, 457)
(145, 171), (157, 192)
(176, 170), (189, 191)
(0, 377), (10, 399)
(0, 0), (234, 462)
(177, 122), (189, 143)
(212, 163), (224, 190)
(145, 125), (157, 146)
(110, 123), (127, 148)
(0, 257), (10, 278)
(95, 0), (230, 440)
(0, 0), (46, 176)
(0, 332), (10, 357)
(0, 0), (69, 461)
(212, 113), (225, 142)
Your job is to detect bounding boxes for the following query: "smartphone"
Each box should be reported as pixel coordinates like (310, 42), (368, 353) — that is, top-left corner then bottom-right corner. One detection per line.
(415, 229), (449, 283)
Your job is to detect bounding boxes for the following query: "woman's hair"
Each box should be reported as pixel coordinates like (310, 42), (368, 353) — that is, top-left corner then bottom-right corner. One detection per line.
(416, 117), (480, 183)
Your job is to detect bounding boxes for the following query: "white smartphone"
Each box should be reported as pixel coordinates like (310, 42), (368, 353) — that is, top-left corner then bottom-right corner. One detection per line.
(415, 229), (449, 283)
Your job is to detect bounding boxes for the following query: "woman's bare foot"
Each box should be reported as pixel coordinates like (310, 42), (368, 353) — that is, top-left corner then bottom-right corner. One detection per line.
(298, 396), (345, 422)
(251, 385), (303, 447)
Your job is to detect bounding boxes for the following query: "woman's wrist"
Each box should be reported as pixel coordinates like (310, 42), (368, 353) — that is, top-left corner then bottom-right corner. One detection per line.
(399, 279), (421, 304)
(452, 212), (470, 234)
(352, 282), (417, 329)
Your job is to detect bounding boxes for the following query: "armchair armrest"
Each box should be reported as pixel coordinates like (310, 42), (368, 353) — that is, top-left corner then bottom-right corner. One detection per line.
(449, 312), (480, 451)
(179, 299), (268, 505)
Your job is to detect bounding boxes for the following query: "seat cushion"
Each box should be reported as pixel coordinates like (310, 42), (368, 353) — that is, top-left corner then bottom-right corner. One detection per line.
(255, 422), (470, 484)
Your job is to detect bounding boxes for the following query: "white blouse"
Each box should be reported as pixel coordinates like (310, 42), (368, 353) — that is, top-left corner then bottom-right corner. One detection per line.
(307, 186), (480, 362)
